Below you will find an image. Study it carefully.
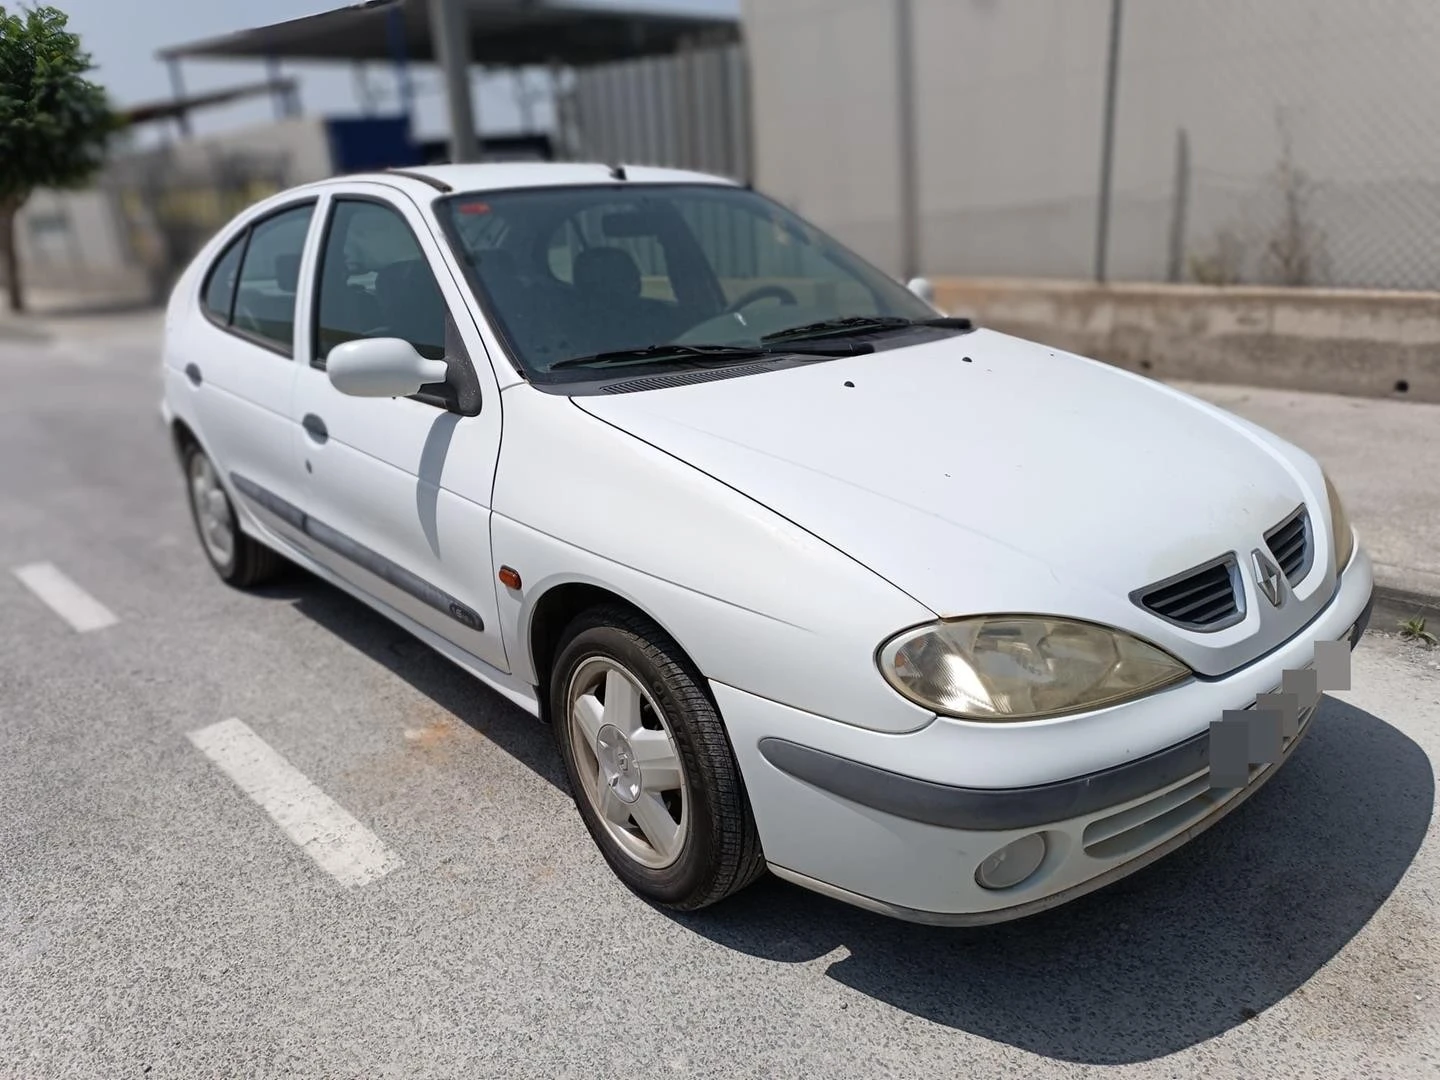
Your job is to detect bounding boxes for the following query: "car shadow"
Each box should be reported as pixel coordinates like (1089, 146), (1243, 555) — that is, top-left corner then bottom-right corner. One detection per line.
(663, 696), (1432, 1065)
(252, 564), (568, 792)
(243, 565), (1433, 1063)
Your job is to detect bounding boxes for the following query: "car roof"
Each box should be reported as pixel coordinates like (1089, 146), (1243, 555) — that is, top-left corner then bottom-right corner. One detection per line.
(313, 162), (743, 198)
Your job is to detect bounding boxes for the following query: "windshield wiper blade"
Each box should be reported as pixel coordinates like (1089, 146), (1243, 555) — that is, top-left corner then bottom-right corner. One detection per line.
(549, 340), (870, 370)
(762, 314), (973, 343)
(549, 344), (773, 370)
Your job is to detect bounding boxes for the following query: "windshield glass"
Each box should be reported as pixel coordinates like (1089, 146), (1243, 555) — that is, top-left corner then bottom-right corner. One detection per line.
(435, 183), (938, 376)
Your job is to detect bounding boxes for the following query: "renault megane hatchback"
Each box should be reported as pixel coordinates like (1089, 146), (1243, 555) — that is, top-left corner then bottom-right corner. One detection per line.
(160, 163), (1374, 924)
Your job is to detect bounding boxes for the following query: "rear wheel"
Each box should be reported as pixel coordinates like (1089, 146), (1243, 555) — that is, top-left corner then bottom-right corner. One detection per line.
(550, 605), (766, 910)
(183, 442), (282, 588)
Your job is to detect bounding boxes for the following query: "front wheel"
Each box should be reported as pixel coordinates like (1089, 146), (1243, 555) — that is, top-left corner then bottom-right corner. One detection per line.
(550, 605), (766, 910)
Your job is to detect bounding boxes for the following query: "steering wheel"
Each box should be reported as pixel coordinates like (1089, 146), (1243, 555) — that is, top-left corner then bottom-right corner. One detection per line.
(723, 284), (798, 315)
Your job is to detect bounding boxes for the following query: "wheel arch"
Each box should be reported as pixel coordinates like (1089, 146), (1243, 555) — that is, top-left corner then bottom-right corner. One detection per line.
(169, 416), (202, 465)
(526, 579), (708, 723)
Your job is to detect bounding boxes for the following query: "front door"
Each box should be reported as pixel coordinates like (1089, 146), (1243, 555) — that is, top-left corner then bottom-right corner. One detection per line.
(289, 187), (509, 673)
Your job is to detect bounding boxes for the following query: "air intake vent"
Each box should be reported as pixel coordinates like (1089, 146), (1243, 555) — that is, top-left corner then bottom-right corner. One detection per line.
(1133, 555), (1243, 631)
(598, 363), (778, 394)
(1264, 506), (1311, 585)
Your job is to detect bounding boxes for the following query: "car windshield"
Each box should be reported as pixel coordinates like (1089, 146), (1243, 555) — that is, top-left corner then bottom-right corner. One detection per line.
(435, 183), (941, 378)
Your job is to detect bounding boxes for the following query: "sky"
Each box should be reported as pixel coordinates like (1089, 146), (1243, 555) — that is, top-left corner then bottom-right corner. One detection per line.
(53, 0), (739, 142)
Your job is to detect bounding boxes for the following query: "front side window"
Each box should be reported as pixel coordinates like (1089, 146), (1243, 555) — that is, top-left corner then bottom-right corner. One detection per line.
(437, 184), (938, 379)
(314, 199), (448, 364)
(231, 203), (315, 353)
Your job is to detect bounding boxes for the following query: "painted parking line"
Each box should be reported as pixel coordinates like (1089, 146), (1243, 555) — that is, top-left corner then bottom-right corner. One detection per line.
(12, 562), (119, 632)
(188, 718), (404, 888)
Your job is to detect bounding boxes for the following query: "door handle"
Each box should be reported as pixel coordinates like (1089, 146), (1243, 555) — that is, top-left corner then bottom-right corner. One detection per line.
(302, 414), (328, 443)
(184, 363), (202, 387)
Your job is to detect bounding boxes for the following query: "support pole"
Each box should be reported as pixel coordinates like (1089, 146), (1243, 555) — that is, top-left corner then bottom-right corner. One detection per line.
(1166, 127), (1191, 282)
(895, 0), (920, 281)
(428, 0), (480, 163)
(1093, 0), (1123, 283)
(166, 58), (191, 139)
(386, 4), (415, 136)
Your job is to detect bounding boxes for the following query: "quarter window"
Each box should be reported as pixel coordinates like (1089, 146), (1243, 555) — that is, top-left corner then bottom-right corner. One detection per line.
(314, 199), (449, 364)
(201, 234), (246, 324)
(230, 204), (314, 354)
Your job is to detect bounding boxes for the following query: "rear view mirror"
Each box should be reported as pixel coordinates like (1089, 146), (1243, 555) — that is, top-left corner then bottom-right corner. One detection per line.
(327, 337), (449, 398)
(601, 211), (662, 238)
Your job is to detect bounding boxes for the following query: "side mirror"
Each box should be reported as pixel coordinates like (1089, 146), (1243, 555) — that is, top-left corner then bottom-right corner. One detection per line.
(906, 276), (936, 304)
(327, 337), (449, 398)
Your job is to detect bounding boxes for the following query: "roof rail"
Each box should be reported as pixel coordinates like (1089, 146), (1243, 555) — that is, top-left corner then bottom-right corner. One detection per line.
(384, 168), (454, 192)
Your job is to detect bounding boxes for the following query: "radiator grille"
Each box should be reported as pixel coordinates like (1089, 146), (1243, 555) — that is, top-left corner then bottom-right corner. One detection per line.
(1264, 506), (1312, 585)
(1134, 555), (1243, 630)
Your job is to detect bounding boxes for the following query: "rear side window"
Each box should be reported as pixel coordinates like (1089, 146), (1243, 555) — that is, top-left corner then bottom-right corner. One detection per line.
(229, 203), (315, 355)
(201, 234), (246, 323)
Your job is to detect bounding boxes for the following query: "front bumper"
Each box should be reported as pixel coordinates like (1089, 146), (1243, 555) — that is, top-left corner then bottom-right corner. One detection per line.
(716, 548), (1374, 924)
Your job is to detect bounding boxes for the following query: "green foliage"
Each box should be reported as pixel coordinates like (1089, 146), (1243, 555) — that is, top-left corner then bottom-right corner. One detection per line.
(1398, 615), (1438, 648)
(0, 4), (118, 203)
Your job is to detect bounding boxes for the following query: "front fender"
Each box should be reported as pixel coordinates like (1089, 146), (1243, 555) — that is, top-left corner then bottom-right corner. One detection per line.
(490, 387), (938, 734)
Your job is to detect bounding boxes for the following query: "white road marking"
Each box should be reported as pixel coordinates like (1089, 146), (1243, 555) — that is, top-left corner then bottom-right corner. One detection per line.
(188, 718), (404, 888)
(12, 562), (119, 632)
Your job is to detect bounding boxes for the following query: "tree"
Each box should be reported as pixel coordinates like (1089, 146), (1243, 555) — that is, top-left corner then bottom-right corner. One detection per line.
(0, 4), (118, 312)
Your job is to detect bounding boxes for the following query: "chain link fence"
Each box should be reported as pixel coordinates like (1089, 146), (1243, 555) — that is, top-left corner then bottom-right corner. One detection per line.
(752, 0), (1440, 292)
(1095, 0), (1440, 291)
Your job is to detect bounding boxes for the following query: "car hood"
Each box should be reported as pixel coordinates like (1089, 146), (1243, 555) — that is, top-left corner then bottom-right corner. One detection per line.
(572, 329), (1331, 676)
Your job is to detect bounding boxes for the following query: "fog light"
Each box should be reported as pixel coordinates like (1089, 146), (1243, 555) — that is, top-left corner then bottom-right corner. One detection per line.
(975, 833), (1047, 890)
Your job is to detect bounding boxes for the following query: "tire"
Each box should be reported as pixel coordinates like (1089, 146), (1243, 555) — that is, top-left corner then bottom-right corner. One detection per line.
(182, 441), (282, 589)
(550, 604), (766, 910)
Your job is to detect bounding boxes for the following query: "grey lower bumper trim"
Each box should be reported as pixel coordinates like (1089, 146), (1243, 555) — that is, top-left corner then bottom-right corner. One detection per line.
(759, 731), (1211, 833)
(767, 693), (1321, 926)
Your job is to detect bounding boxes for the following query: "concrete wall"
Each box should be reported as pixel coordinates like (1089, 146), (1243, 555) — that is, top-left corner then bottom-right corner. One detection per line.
(742, 0), (907, 275)
(741, 0), (1440, 290)
(10, 116), (337, 299)
(933, 277), (1440, 403)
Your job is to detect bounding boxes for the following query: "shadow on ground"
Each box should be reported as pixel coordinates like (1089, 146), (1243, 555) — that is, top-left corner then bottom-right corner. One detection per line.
(253, 565), (568, 792)
(670, 696), (1433, 1064)
(251, 567), (1433, 1064)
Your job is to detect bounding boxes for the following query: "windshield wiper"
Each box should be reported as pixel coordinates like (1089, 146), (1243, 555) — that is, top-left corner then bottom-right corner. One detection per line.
(762, 315), (972, 344)
(548, 340), (869, 370)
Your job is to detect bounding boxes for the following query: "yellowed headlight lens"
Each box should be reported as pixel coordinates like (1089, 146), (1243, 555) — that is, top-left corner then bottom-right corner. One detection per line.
(1324, 473), (1355, 570)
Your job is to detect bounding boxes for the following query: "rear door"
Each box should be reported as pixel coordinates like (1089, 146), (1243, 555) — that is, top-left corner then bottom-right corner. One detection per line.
(166, 199), (318, 551)
(289, 185), (510, 672)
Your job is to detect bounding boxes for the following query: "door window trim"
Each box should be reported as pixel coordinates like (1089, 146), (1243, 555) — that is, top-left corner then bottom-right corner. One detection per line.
(197, 197), (319, 360)
(309, 192), (482, 415)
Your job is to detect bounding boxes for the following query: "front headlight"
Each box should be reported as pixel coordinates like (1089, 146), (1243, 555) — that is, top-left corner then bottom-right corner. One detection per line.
(1323, 472), (1355, 571)
(877, 616), (1191, 722)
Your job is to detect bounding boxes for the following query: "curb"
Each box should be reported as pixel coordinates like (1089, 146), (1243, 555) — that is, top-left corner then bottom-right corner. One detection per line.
(1371, 584), (1440, 627)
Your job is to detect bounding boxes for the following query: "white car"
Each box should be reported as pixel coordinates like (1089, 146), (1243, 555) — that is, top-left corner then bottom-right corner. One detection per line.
(161, 163), (1374, 924)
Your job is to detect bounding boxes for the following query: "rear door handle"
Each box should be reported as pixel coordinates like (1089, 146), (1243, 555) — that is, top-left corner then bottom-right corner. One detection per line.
(302, 413), (328, 443)
(184, 363), (202, 387)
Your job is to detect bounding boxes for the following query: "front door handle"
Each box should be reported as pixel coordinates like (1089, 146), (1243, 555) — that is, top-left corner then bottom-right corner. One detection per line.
(184, 363), (202, 386)
(302, 413), (328, 443)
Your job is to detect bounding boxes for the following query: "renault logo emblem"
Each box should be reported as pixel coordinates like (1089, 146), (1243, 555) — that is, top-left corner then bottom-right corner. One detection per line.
(1251, 549), (1285, 607)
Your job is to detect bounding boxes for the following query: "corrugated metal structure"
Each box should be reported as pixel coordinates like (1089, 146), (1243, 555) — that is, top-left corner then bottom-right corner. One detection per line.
(564, 43), (752, 185)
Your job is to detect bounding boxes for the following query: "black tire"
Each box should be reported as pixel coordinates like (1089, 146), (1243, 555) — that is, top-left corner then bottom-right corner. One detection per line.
(550, 604), (766, 910)
(181, 441), (283, 589)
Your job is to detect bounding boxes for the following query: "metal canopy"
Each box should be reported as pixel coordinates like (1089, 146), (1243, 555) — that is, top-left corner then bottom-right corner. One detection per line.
(121, 79), (300, 125)
(157, 0), (740, 68)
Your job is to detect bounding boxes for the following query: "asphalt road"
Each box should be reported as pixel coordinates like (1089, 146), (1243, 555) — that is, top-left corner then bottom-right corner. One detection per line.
(2, 314), (1438, 1079)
